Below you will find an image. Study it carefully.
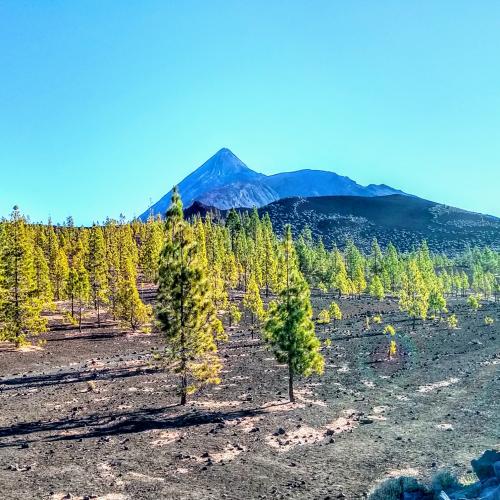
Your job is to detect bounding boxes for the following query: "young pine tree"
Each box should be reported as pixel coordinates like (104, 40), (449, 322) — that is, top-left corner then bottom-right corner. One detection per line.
(317, 309), (331, 332)
(264, 225), (324, 402)
(156, 188), (223, 405)
(329, 301), (342, 329)
(243, 274), (266, 336)
(399, 259), (429, 330)
(228, 302), (242, 328)
(369, 275), (385, 300)
(116, 255), (151, 331)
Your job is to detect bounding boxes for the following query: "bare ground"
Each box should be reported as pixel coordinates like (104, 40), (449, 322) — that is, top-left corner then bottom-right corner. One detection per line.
(0, 295), (498, 499)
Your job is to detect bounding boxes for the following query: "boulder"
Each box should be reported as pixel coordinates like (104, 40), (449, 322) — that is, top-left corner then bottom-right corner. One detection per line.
(472, 450), (500, 480)
(494, 461), (500, 481)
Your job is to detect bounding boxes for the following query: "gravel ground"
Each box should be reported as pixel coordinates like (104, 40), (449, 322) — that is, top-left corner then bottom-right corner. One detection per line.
(0, 295), (498, 499)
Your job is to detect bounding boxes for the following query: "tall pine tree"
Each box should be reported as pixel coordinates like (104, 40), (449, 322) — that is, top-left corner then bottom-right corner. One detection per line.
(156, 188), (223, 405)
(264, 225), (324, 402)
(0, 207), (47, 345)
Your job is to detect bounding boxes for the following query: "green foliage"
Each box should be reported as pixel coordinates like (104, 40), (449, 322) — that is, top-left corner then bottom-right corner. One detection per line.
(0, 207), (47, 346)
(372, 315), (382, 324)
(467, 294), (481, 312)
(156, 188), (223, 405)
(383, 324), (396, 336)
(87, 225), (108, 326)
(447, 313), (458, 329)
(328, 301), (342, 323)
(369, 275), (385, 300)
(228, 302), (242, 327)
(399, 258), (429, 329)
(264, 225), (324, 402)
(484, 316), (494, 326)
(53, 247), (69, 300)
(317, 309), (330, 325)
(139, 215), (164, 283)
(384, 325), (396, 359)
(116, 255), (151, 331)
(243, 274), (266, 325)
(428, 282), (447, 317)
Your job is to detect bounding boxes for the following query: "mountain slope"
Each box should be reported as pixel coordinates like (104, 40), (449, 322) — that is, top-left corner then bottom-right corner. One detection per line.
(185, 195), (500, 254)
(265, 169), (407, 199)
(139, 148), (405, 219)
(141, 148), (270, 219)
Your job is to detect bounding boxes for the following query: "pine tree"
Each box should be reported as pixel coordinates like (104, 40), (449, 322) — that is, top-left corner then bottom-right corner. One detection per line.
(228, 302), (242, 327)
(467, 294), (480, 314)
(328, 301), (342, 329)
(460, 271), (469, 297)
(73, 251), (90, 332)
(261, 213), (278, 296)
(33, 245), (53, 304)
(330, 248), (351, 298)
(399, 259), (429, 330)
(243, 274), (265, 328)
(0, 207), (47, 346)
(45, 219), (60, 294)
(116, 254), (151, 331)
(264, 225), (324, 402)
(369, 275), (385, 300)
(317, 309), (331, 332)
(428, 281), (447, 318)
(53, 247), (69, 300)
(369, 238), (383, 277)
(156, 188), (223, 405)
(345, 240), (366, 297)
(88, 225), (108, 326)
(384, 242), (401, 292)
(139, 215), (164, 283)
(383, 325), (397, 359)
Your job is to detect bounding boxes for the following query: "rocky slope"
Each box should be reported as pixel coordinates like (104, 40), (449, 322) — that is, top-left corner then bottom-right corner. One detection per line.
(185, 194), (500, 254)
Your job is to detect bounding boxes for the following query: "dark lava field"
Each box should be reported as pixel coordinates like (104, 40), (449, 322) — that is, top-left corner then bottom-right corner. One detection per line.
(0, 294), (498, 499)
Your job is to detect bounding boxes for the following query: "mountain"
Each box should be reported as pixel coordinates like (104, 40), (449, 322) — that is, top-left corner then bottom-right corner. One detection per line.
(184, 195), (500, 254)
(139, 148), (405, 219)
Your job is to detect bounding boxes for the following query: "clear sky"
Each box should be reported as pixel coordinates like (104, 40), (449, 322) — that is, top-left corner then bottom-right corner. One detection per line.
(1, 1), (499, 224)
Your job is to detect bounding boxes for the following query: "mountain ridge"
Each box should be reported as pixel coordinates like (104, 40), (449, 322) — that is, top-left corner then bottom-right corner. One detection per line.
(184, 194), (500, 254)
(139, 148), (406, 219)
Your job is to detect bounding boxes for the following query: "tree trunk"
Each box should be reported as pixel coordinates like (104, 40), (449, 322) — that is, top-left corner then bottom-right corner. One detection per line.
(288, 363), (294, 403)
(180, 371), (187, 405)
(97, 301), (101, 328)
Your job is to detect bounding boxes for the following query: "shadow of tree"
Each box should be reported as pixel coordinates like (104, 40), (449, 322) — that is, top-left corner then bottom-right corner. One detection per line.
(0, 404), (271, 448)
(44, 330), (131, 342)
(0, 365), (158, 391)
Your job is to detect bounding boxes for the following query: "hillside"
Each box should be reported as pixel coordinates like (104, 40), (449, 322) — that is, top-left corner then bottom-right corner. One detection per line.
(185, 195), (500, 254)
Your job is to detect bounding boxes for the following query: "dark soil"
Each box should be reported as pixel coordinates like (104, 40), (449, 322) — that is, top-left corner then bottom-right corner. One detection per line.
(0, 295), (498, 499)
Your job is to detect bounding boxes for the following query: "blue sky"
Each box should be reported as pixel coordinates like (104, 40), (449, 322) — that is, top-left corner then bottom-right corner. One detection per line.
(0, 1), (499, 224)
